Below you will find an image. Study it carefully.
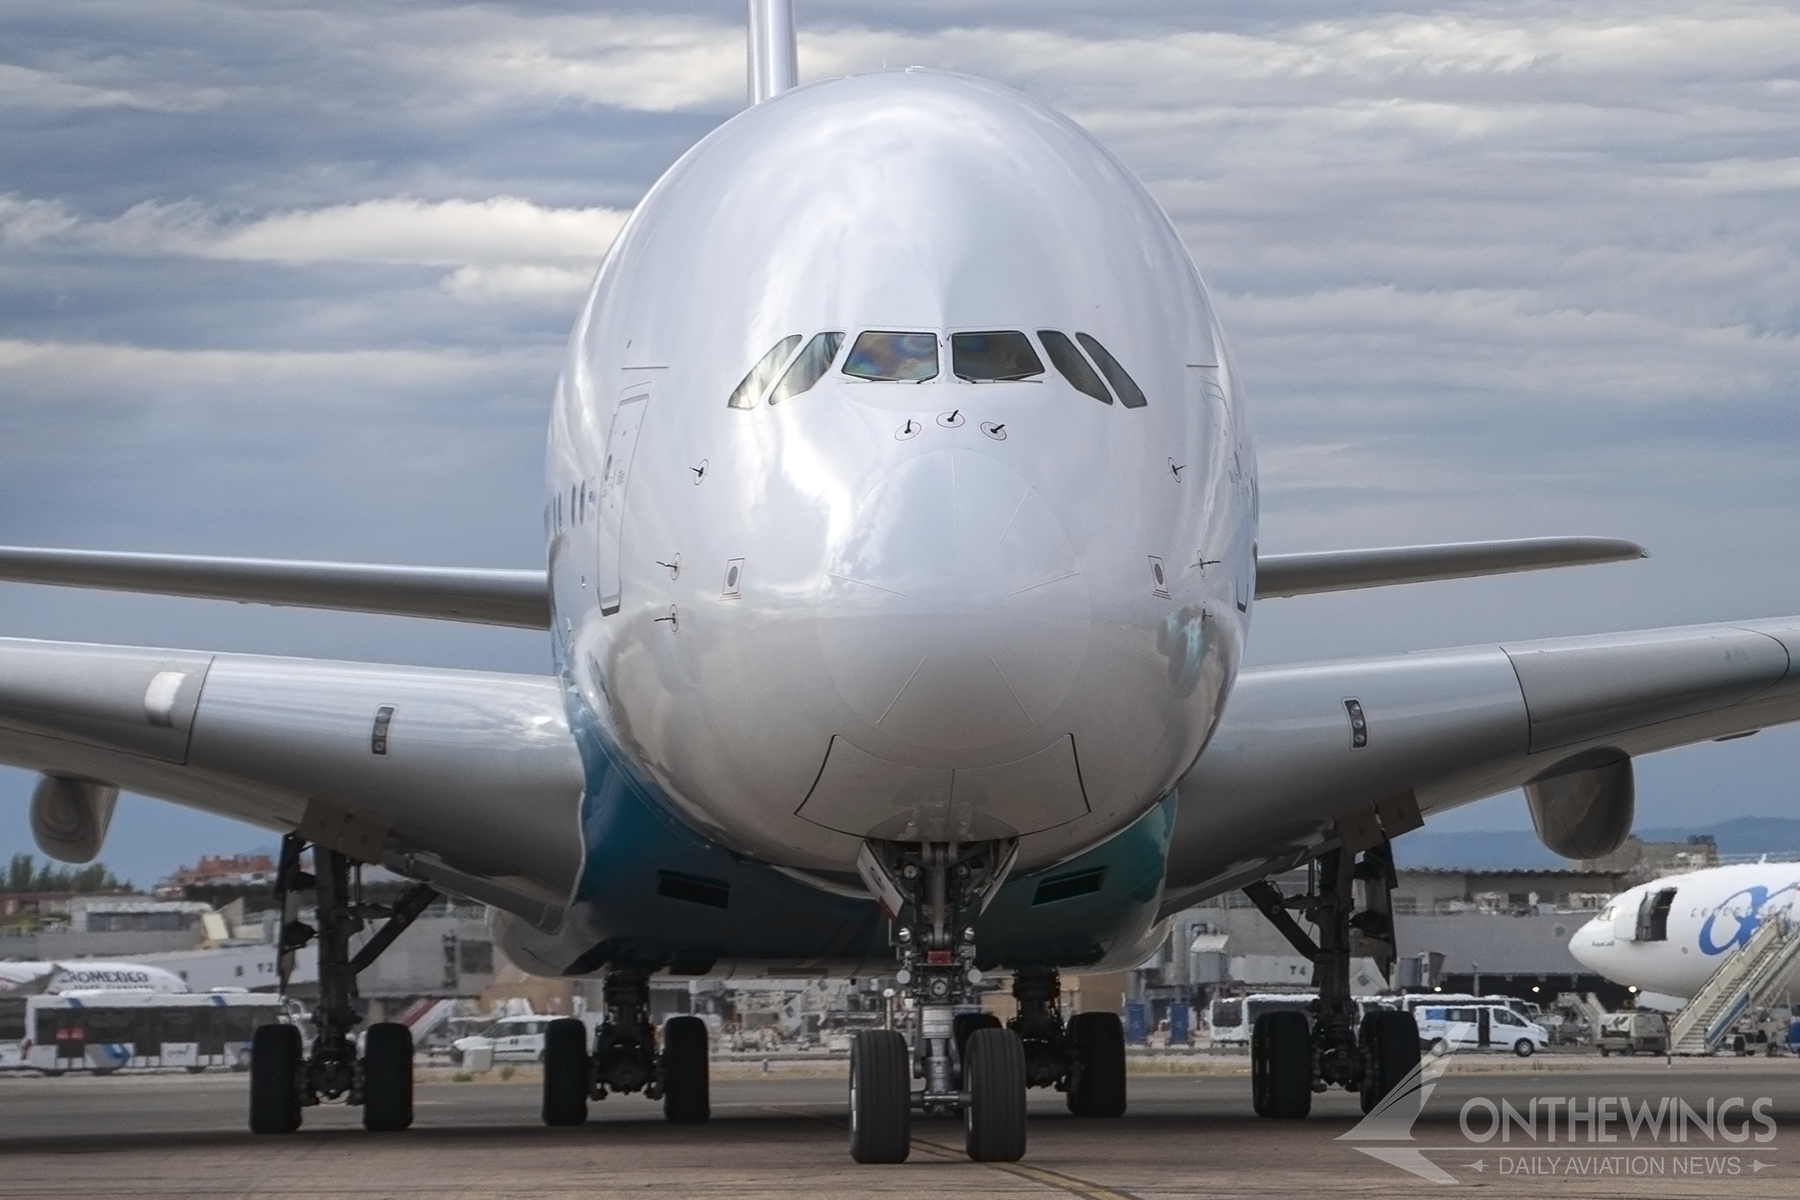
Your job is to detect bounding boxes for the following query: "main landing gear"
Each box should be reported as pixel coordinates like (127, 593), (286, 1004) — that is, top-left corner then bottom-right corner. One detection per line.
(1009, 966), (1126, 1117)
(250, 834), (440, 1134)
(539, 968), (710, 1127)
(850, 839), (1047, 1165)
(1242, 840), (1419, 1119)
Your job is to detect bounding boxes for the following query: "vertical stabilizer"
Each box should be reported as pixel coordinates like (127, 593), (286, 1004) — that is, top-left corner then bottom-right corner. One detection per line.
(747, 0), (798, 104)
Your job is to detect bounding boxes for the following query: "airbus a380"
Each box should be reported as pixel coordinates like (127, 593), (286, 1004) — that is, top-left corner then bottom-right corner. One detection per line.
(1571, 861), (1800, 1004)
(3, 0), (1798, 1165)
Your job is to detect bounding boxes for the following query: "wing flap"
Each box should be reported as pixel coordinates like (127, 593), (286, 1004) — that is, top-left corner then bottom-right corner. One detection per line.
(0, 545), (550, 629)
(0, 641), (212, 764)
(1163, 616), (1800, 913)
(0, 637), (583, 928)
(1254, 536), (1645, 599)
(1507, 625), (1793, 752)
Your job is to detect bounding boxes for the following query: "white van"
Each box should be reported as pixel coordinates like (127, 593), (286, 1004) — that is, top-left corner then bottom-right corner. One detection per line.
(1416, 1004), (1550, 1057)
(1206, 993), (1393, 1046)
(1395, 993), (1539, 1022)
(451, 1014), (577, 1064)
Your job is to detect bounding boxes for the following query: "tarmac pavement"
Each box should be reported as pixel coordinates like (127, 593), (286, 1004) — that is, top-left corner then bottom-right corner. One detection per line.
(2, 1055), (1798, 1198)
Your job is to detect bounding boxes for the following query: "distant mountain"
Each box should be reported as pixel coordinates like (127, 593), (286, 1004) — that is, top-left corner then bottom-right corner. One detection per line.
(1392, 830), (1563, 871)
(1393, 816), (1800, 871)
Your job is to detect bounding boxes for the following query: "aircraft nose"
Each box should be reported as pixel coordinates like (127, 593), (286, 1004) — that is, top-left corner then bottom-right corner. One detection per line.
(816, 448), (1091, 751)
(1567, 917), (1605, 971)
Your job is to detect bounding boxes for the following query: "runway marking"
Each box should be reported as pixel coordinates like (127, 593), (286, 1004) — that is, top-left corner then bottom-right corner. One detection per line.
(911, 1136), (1142, 1200)
(759, 1102), (1139, 1198)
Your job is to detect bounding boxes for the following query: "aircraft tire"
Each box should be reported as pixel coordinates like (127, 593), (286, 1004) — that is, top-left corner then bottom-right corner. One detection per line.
(1359, 1010), (1420, 1113)
(1065, 1012), (1127, 1117)
(662, 1016), (710, 1125)
(964, 1027), (1027, 1162)
(249, 1023), (302, 1134)
(542, 1018), (590, 1126)
(361, 1022), (414, 1132)
(848, 1030), (910, 1164)
(953, 1012), (1000, 1067)
(1251, 1011), (1311, 1119)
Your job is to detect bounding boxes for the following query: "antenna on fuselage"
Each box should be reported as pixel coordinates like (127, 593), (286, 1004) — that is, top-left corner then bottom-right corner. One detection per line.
(747, 0), (798, 104)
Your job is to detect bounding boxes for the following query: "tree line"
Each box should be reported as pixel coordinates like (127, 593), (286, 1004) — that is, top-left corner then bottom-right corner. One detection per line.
(3, 853), (134, 894)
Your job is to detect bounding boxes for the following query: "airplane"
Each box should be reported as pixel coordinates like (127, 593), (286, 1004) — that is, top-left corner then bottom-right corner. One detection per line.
(2, 0), (1798, 1165)
(0, 961), (188, 995)
(1569, 860), (1800, 1005)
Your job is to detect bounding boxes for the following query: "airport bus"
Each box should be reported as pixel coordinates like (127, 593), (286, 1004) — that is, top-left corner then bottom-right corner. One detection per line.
(6, 990), (293, 1074)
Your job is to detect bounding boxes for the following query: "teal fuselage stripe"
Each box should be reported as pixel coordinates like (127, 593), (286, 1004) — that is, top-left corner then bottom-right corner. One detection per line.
(565, 688), (1173, 970)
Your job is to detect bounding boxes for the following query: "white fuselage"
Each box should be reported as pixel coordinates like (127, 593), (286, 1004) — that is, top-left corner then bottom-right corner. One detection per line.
(543, 70), (1254, 876)
(1568, 861), (1800, 999)
(0, 961), (189, 995)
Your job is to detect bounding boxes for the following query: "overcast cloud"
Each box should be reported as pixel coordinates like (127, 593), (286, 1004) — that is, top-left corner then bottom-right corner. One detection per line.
(2, 0), (1797, 886)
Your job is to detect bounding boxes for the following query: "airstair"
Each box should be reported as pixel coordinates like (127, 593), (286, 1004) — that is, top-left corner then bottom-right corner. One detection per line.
(1667, 918), (1800, 1055)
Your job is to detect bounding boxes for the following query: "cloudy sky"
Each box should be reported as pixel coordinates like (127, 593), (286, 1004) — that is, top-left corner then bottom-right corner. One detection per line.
(2, 0), (1797, 887)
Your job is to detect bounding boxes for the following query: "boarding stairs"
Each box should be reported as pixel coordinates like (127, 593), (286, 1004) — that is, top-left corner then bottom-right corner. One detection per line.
(1667, 917), (1800, 1055)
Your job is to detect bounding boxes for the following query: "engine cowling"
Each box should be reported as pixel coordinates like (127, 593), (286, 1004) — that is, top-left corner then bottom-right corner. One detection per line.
(1524, 748), (1634, 860)
(30, 774), (119, 864)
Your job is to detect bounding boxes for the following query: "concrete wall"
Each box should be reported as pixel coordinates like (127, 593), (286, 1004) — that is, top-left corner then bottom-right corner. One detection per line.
(1395, 912), (1589, 976)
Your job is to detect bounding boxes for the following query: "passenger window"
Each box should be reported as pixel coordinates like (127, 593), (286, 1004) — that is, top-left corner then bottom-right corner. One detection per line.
(1076, 333), (1148, 408)
(727, 334), (803, 409)
(769, 331), (845, 404)
(1038, 330), (1112, 404)
(951, 331), (1044, 381)
(843, 331), (939, 382)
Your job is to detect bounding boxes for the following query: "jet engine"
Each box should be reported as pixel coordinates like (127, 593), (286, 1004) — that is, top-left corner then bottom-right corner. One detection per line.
(29, 774), (119, 864)
(1523, 747), (1633, 860)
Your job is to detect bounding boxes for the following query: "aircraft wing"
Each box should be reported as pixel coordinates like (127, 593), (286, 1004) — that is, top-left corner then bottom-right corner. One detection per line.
(1254, 536), (1645, 599)
(0, 546), (550, 629)
(1162, 615), (1800, 916)
(0, 637), (583, 930)
(0, 536), (1642, 628)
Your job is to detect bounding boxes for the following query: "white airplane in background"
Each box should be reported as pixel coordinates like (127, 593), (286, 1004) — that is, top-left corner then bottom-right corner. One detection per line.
(0, 961), (188, 995)
(1570, 861), (1800, 1004)
(2, 0), (1799, 1165)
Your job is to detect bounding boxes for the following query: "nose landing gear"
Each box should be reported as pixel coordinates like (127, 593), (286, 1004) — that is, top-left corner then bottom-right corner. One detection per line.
(249, 833), (440, 1135)
(851, 838), (1025, 1164)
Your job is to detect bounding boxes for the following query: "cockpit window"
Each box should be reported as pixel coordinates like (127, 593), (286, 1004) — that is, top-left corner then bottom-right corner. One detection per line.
(727, 334), (803, 409)
(951, 331), (1044, 382)
(1038, 330), (1112, 404)
(769, 331), (844, 404)
(1076, 333), (1147, 408)
(843, 331), (939, 382)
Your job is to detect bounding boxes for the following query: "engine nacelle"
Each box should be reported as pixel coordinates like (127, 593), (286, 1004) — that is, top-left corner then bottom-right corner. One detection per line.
(1523, 748), (1633, 860)
(30, 774), (119, 864)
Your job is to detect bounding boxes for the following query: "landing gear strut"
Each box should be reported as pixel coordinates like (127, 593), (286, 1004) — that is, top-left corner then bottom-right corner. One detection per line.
(250, 833), (439, 1134)
(1007, 966), (1126, 1117)
(850, 839), (1025, 1164)
(1243, 840), (1419, 1117)
(539, 967), (710, 1127)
